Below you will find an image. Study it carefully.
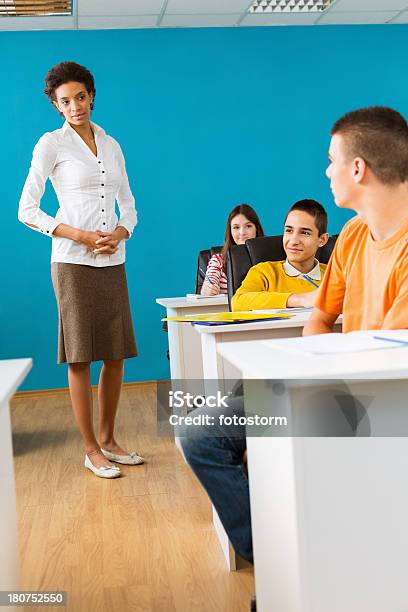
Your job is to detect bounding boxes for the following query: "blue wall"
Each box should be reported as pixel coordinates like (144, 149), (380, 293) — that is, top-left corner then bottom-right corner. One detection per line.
(2, 24), (407, 390)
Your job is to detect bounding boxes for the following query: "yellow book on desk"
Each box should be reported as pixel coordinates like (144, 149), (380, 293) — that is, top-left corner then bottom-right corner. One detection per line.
(162, 311), (294, 324)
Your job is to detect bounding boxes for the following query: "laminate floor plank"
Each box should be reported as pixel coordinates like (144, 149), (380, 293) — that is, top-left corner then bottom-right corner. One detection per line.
(11, 385), (254, 612)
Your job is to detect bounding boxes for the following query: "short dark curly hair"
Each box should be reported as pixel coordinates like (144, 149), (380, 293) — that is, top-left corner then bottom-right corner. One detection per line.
(44, 61), (96, 110)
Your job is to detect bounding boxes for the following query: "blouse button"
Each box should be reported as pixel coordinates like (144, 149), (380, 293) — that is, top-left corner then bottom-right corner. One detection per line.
(101, 209), (105, 212)
(102, 171), (105, 173)
(103, 222), (106, 225)
(101, 184), (104, 187)
(101, 195), (104, 198)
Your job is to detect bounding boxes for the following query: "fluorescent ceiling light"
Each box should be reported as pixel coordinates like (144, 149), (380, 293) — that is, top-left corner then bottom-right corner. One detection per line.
(249, 0), (334, 12)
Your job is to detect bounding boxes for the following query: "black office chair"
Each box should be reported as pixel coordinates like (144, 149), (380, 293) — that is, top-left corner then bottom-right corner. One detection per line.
(226, 235), (284, 309)
(226, 244), (252, 310)
(246, 235), (286, 266)
(226, 234), (339, 307)
(195, 245), (223, 294)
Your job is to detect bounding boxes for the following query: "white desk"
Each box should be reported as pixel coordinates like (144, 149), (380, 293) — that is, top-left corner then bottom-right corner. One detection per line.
(218, 340), (408, 612)
(156, 296), (228, 380)
(194, 311), (341, 571)
(156, 296), (238, 568)
(195, 310), (342, 381)
(0, 358), (32, 611)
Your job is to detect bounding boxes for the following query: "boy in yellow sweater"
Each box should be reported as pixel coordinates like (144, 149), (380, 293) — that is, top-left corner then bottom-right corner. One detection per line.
(231, 199), (329, 311)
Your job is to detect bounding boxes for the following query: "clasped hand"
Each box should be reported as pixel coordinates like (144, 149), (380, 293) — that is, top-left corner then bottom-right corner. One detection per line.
(80, 230), (120, 255)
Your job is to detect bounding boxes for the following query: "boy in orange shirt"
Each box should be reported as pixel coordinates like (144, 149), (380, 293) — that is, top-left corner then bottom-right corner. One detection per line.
(304, 106), (408, 335)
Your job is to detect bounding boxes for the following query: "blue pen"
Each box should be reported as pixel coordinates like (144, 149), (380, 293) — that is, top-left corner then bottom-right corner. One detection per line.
(373, 335), (408, 347)
(200, 267), (215, 286)
(302, 274), (319, 288)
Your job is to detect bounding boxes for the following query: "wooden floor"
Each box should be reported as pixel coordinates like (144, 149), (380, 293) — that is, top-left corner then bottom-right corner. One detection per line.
(10, 384), (254, 612)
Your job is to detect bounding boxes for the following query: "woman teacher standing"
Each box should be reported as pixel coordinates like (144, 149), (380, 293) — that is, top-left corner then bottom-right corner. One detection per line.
(18, 61), (143, 478)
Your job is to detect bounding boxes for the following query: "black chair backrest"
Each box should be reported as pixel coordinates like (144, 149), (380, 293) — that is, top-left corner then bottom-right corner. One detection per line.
(226, 244), (252, 310)
(226, 233), (339, 307)
(246, 235), (286, 265)
(195, 245), (223, 294)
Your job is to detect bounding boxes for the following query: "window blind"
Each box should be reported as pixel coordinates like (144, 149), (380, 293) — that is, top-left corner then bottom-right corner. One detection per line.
(0, 0), (71, 16)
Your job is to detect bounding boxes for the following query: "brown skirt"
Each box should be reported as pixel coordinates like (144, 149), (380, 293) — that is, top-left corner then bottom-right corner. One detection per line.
(51, 262), (137, 364)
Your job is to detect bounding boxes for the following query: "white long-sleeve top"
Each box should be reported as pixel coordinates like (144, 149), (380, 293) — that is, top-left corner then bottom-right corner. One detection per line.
(18, 121), (137, 267)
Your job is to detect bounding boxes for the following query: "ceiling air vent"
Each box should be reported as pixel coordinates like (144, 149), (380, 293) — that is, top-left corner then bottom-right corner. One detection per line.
(249, 0), (334, 12)
(0, 0), (72, 16)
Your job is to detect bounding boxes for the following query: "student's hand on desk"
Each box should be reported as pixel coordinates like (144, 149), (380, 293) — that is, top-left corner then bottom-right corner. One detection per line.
(201, 280), (221, 296)
(287, 289), (318, 308)
(300, 289), (319, 308)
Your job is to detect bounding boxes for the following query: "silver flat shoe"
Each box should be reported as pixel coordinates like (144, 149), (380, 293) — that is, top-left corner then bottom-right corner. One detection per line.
(101, 448), (145, 465)
(84, 454), (121, 478)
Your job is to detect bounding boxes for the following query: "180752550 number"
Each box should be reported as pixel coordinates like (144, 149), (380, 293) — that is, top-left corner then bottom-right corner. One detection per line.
(0, 591), (66, 606)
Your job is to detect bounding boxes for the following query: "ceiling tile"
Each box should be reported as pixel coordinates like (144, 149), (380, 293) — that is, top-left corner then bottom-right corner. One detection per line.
(240, 12), (319, 25)
(78, 0), (164, 16)
(78, 15), (158, 28)
(166, 0), (251, 14)
(161, 13), (242, 26)
(0, 15), (75, 30)
(391, 10), (408, 22)
(318, 10), (399, 24)
(328, 0), (408, 9)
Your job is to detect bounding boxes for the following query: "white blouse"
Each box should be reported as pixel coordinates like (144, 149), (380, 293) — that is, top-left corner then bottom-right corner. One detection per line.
(18, 121), (137, 267)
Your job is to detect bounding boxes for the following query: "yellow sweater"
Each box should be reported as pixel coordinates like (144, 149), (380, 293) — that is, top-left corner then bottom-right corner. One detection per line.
(231, 260), (327, 311)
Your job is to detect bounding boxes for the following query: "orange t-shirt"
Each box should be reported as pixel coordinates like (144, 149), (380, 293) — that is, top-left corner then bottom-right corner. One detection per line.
(315, 215), (408, 332)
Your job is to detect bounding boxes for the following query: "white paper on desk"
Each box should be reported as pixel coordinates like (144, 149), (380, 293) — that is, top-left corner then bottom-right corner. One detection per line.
(274, 307), (313, 314)
(263, 330), (408, 356)
(185, 293), (226, 301)
(252, 307), (313, 314)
